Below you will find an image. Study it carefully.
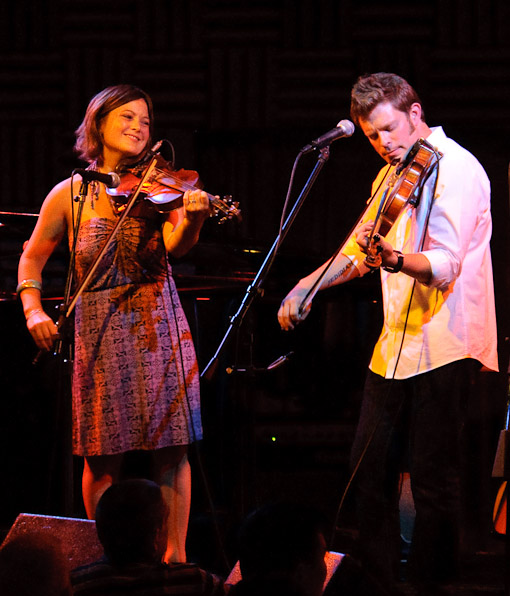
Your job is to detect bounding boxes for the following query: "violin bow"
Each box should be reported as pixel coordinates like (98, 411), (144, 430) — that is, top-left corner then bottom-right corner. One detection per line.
(296, 168), (393, 319)
(65, 155), (160, 319)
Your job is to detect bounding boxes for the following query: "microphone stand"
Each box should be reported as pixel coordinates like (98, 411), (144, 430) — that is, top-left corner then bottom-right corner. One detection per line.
(45, 176), (90, 516)
(64, 156), (159, 318)
(201, 145), (331, 380)
(43, 155), (159, 516)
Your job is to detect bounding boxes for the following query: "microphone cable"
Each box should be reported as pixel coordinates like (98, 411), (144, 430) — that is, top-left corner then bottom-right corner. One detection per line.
(328, 152), (442, 550)
(165, 254), (233, 573)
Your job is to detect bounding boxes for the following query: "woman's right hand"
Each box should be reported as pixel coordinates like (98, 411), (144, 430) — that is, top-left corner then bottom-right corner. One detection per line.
(25, 308), (59, 351)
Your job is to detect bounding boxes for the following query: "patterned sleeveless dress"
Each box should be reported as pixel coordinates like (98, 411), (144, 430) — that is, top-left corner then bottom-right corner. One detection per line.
(71, 209), (202, 456)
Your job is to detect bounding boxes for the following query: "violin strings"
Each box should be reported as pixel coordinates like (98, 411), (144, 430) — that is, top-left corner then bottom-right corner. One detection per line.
(155, 169), (216, 202)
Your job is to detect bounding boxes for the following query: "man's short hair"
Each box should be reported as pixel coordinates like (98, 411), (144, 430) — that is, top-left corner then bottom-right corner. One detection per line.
(95, 479), (168, 566)
(350, 72), (425, 125)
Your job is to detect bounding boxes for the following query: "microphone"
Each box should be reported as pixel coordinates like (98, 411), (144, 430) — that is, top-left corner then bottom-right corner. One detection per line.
(301, 119), (355, 154)
(74, 169), (121, 188)
(148, 140), (163, 155)
(128, 140), (166, 169)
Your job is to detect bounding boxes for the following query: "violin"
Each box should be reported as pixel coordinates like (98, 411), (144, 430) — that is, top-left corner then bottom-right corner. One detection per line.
(107, 147), (241, 224)
(296, 138), (442, 319)
(364, 137), (442, 269)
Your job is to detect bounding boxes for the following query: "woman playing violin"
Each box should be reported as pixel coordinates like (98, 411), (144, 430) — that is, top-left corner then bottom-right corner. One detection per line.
(17, 84), (210, 563)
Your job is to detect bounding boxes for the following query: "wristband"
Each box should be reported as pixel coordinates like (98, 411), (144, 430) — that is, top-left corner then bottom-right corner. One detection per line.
(383, 251), (404, 273)
(17, 279), (42, 296)
(25, 308), (44, 321)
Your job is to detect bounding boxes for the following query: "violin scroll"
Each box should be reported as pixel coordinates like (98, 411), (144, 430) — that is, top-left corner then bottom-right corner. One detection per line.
(210, 194), (241, 224)
(364, 233), (383, 270)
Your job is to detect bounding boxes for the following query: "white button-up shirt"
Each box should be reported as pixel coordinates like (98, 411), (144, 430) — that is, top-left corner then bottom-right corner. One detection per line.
(344, 127), (498, 379)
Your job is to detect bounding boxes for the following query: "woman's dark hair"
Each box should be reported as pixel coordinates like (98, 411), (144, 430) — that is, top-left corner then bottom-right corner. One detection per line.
(74, 84), (154, 165)
(350, 72), (425, 125)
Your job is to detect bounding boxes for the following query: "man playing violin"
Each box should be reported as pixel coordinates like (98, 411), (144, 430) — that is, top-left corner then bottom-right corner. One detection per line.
(278, 72), (498, 594)
(18, 84), (210, 564)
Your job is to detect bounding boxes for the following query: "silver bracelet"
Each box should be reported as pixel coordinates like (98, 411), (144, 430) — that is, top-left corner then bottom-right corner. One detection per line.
(16, 279), (42, 296)
(25, 308), (44, 321)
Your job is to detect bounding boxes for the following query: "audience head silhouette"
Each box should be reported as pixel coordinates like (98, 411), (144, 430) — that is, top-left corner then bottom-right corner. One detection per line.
(72, 479), (228, 594)
(95, 478), (169, 566)
(237, 501), (328, 596)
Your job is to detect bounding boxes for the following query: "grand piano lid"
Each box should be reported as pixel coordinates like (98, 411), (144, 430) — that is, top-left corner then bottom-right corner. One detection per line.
(0, 211), (38, 228)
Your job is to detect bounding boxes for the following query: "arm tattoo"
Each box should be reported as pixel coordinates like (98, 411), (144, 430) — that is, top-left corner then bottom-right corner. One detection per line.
(325, 260), (353, 287)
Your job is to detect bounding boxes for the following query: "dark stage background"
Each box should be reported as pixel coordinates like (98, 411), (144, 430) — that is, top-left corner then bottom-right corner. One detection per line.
(1, 0), (510, 569)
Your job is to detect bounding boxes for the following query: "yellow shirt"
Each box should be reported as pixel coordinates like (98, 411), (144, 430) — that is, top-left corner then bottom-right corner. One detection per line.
(343, 127), (498, 379)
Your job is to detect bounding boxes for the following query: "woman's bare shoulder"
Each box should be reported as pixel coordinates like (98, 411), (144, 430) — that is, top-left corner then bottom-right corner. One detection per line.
(40, 176), (81, 213)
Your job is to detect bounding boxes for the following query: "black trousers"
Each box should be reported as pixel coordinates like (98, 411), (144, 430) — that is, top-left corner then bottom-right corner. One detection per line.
(350, 359), (479, 588)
